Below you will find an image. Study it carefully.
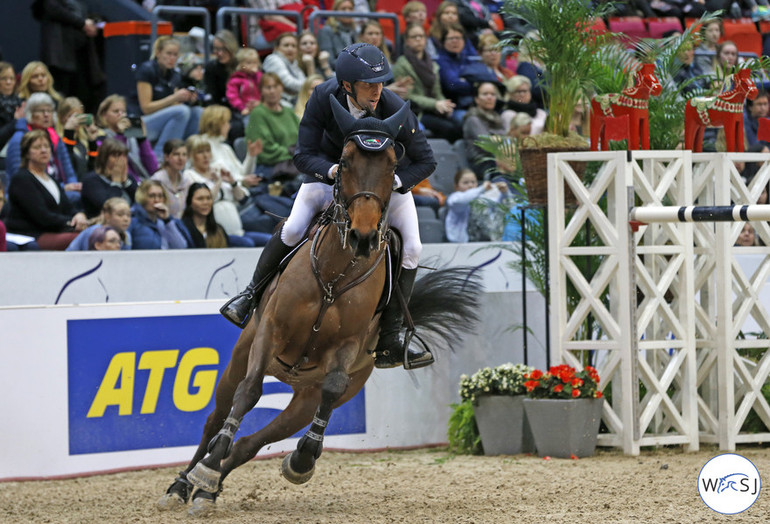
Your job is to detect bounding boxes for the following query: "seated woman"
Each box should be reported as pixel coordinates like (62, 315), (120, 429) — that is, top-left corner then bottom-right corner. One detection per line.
(17, 61), (63, 107)
(298, 31), (334, 81)
(198, 105), (260, 183)
(97, 94), (158, 182)
(181, 182), (232, 249)
(184, 134), (267, 246)
(392, 22), (462, 142)
(6, 129), (88, 250)
(204, 29), (245, 143)
(501, 75), (546, 136)
(462, 81), (507, 180)
(6, 92), (81, 207)
(262, 32), (306, 106)
(478, 34), (514, 84)
(81, 138), (137, 219)
(133, 36), (202, 159)
(150, 139), (196, 219)
(88, 225), (123, 251)
(316, 0), (358, 70)
(428, 1), (476, 60)
(294, 74), (325, 120)
(66, 197), (132, 251)
(57, 96), (100, 181)
(246, 73), (301, 192)
(0, 61), (23, 155)
(128, 179), (191, 250)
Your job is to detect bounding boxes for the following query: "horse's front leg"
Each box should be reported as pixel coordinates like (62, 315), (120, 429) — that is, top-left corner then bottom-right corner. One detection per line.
(188, 326), (273, 493)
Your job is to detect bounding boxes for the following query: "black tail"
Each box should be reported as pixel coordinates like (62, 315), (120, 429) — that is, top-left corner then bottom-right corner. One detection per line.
(408, 264), (484, 351)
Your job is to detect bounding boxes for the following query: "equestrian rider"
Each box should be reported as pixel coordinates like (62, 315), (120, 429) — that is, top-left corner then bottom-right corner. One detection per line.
(220, 43), (437, 370)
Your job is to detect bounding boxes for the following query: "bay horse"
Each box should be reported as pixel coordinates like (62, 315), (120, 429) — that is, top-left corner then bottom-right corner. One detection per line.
(157, 96), (483, 515)
(684, 68), (758, 152)
(590, 63), (662, 151)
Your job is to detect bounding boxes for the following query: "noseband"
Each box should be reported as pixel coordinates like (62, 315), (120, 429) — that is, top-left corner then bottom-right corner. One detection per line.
(330, 130), (397, 250)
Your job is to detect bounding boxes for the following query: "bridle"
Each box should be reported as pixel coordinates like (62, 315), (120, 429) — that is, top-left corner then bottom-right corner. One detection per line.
(330, 129), (397, 251)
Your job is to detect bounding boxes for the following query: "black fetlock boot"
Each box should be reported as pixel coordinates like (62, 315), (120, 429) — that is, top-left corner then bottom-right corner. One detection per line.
(374, 268), (434, 369)
(220, 229), (294, 328)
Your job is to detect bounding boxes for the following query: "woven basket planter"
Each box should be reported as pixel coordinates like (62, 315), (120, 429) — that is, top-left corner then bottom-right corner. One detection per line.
(519, 145), (589, 206)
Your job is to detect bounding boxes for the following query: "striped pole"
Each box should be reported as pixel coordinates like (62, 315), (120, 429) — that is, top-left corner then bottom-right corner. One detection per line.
(630, 204), (770, 226)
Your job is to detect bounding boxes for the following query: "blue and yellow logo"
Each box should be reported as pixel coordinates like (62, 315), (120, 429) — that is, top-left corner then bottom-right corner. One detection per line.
(67, 315), (365, 455)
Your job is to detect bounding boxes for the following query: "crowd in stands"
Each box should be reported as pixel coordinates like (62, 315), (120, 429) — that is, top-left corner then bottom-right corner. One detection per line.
(6, 0), (770, 252)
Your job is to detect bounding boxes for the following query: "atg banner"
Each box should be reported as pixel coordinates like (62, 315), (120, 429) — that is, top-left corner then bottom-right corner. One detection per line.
(66, 315), (365, 455)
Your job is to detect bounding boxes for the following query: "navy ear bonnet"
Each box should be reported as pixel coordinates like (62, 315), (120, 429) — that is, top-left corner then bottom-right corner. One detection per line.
(329, 94), (411, 152)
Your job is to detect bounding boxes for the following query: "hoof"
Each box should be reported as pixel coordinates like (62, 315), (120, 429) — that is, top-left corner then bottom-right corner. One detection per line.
(281, 452), (315, 485)
(188, 491), (216, 517)
(157, 492), (186, 511)
(187, 462), (221, 493)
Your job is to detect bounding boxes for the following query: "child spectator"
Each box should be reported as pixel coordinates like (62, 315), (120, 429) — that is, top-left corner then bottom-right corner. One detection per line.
(67, 197), (133, 251)
(445, 168), (510, 242)
(226, 47), (263, 124)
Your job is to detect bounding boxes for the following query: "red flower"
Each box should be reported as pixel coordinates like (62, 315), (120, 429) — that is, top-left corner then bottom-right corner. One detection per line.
(571, 378), (583, 388)
(524, 380), (538, 392)
(553, 384), (564, 393)
(595, 391), (603, 398)
(586, 366), (600, 383)
(572, 389), (581, 398)
(529, 369), (543, 380)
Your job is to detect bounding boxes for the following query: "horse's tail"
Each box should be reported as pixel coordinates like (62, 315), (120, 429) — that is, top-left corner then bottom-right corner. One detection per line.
(408, 264), (484, 352)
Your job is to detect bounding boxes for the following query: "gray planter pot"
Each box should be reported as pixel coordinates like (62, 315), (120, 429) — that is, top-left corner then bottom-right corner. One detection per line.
(522, 398), (603, 458)
(473, 395), (535, 456)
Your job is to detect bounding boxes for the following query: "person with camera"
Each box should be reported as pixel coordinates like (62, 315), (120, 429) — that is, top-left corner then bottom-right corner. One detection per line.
(96, 94), (158, 183)
(132, 36), (202, 160)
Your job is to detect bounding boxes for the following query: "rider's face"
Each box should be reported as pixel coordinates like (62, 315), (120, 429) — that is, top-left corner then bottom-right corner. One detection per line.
(348, 80), (383, 113)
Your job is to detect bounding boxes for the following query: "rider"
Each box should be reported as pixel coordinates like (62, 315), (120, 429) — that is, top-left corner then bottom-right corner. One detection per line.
(220, 43), (437, 370)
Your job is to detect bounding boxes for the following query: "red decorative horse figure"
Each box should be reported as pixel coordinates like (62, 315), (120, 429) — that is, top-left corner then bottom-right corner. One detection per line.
(684, 68), (758, 152)
(590, 63), (662, 151)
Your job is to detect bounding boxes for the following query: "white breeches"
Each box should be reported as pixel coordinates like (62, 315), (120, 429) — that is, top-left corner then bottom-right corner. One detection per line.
(281, 182), (422, 269)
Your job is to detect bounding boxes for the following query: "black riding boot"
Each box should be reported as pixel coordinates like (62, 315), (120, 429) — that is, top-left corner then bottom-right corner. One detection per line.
(374, 268), (434, 369)
(220, 229), (294, 328)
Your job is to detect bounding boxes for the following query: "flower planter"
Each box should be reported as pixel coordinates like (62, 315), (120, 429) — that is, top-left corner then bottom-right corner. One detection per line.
(522, 398), (603, 458)
(473, 395), (535, 456)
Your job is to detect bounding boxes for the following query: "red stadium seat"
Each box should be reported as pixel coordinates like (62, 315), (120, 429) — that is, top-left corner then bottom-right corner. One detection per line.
(730, 31), (763, 58)
(722, 18), (758, 40)
(375, 0), (407, 14)
(647, 17), (683, 39)
(608, 16), (649, 40)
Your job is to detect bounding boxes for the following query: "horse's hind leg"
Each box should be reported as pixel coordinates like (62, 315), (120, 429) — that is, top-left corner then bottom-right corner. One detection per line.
(281, 367), (351, 484)
(158, 322), (254, 509)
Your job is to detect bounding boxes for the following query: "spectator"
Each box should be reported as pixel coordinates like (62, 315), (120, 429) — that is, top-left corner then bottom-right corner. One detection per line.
(478, 34), (514, 84)
(246, 73), (300, 191)
(205, 30), (240, 117)
(66, 197), (133, 251)
(438, 25), (495, 125)
(501, 75), (546, 135)
(429, 1), (477, 60)
(359, 20), (392, 63)
(226, 47), (263, 124)
(671, 43), (710, 96)
(81, 138), (137, 219)
(35, 0), (105, 113)
(6, 129), (88, 250)
(736, 222), (757, 246)
(133, 36), (202, 159)
(88, 225), (123, 251)
(6, 93), (82, 208)
(317, 0), (358, 70)
(298, 31), (334, 81)
(58, 96), (100, 181)
(0, 62), (23, 155)
(177, 52), (212, 107)
(184, 134), (262, 246)
(128, 179), (191, 250)
(180, 182), (231, 248)
(17, 61), (63, 106)
(411, 178), (446, 217)
(463, 81), (507, 180)
(248, 0), (301, 44)
(695, 19), (722, 75)
(744, 90), (770, 148)
(150, 138), (196, 219)
(199, 105), (262, 182)
(262, 32), (306, 105)
(402, 1), (436, 57)
(714, 40), (742, 80)
(515, 31), (546, 110)
(445, 167), (509, 242)
(295, 74), (325, 120)
(97, 94), (158, 182)
(454, 0), (496, 49)
(392, 23), (462, 142)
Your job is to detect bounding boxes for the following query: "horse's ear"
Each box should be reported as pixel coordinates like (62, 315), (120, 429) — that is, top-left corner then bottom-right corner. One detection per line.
(383, 100), (411, 139)
(330, 94), (356, 137)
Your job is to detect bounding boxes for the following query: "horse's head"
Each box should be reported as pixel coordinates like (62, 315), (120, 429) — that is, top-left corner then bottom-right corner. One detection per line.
(736, 68), (758, 101)
(329, 95), (410, 258)
(640, 63), (662, 97)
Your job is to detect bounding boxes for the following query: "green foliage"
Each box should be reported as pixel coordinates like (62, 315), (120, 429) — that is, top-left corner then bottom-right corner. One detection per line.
(447, 401), (483, 455)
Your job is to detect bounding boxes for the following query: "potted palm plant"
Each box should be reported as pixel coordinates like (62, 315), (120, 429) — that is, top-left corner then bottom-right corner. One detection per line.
(501, 0), (614, 204)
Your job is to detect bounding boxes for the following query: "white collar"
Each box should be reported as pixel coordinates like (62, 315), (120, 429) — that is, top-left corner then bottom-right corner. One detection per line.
(346, 96), (366, 119)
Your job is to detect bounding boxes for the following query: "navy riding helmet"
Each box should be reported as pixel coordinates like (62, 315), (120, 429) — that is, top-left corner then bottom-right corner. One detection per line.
(335, 43), (393, 87)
